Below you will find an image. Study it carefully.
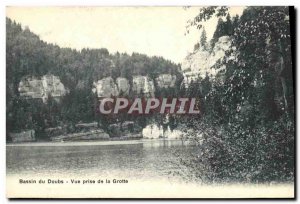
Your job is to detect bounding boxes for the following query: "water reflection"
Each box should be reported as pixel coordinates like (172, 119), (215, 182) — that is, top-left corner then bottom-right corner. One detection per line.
(7, 139), (196, 182)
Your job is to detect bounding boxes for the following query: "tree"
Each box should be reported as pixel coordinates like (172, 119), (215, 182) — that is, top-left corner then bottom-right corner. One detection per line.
(210, 18), (226, 49)
(225, 14), (233, 35)
(200, 28), (208, 50)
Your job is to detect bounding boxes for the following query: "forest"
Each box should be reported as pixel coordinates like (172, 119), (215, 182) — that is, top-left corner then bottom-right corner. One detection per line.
(6, 17), (183, 138)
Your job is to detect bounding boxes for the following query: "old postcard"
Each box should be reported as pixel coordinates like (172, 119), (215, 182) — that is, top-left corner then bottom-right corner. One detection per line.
(6, 6), (295, 198)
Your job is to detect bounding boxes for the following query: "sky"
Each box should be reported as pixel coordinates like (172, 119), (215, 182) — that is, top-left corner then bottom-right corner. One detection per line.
(6, 7), (244, 63)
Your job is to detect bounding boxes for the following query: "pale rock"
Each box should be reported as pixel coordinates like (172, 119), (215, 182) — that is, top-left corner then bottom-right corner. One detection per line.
(51, 129), (110, 142)
(18, 74), (68, 103)
(156, 74), (177, 88)
(132, 75), (155, 97)
(10, 129), (35, 143)
(93, 77), (119, 97)
(182, 36), (233, 87)
(116, 77), (130, 95)
(93, 75), (155, 98)
(142, 124), (164, 139)
(142, 124), (184, 139)
(164, 127), (184, 139)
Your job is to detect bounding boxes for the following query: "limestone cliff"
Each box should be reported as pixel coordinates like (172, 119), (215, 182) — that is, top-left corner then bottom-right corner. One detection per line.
(116, 77), (130, 96)
(9, 130), (35, 142)
(156, 74), (177, 88)
(92, 77), (119, 97)
(93, 75), (158, 98)
(182, 36), (234, 87)
(132, 75), (155, 97)
(142, 124), (184, 139)
(18, 74), (68, 103)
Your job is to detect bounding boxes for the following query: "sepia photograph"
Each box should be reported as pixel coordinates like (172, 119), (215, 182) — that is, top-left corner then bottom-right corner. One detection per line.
(5, 6), (295, 199)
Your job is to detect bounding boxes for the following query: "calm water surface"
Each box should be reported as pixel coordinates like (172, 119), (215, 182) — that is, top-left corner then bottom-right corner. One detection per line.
(7, 139), (197, 182)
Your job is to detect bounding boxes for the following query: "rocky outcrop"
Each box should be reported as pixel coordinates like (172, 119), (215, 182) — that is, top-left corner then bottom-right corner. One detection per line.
(132, 75), (155, 97)
(92, 77), (119, 97)
(164, 128), (184, 139)
(51, 129), (109, 142)
(9, 130), (35, 142)
(75, 122), (98, 129)
(108, 121), (143, 139)
(45, 122), (110, 142)
(156, 74), (177, 88)
(182, 48), (211, 81)
(93, 75), (156, 98)
(92, 77), (131, 97)
(18, 74), (68, 102)
(142, 124), (164, 139)
(116, 77), (130, 95)
(18, 77), (43, 99)
(45, 126), (66, 138)
(142, 124), (184, 139)
(182, 36), (233, 87)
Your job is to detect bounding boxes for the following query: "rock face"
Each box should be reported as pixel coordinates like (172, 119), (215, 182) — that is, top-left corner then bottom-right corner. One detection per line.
(93, 75), (156, 98)
(45, 126), (66, 138)
(18, 74), (68, 102)
(108, 121), (143, 139)
(182, 48), (211, 82)
(51, 130), (109, 142)
(49, 122), (110, 142)
(132, 75), (155, 97)
(142, 124), (184, 139)
(142, 124), (164, 139)
(9, 130), (35, 142)
(156, 74), (177, 88)
(116, 77), (130, 96)
(92, 77), (119, 97)
(182, 36), (233, 87)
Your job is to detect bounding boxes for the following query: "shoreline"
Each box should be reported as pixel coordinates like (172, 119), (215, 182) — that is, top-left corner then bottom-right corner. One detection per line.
(6, 138), (183, 147)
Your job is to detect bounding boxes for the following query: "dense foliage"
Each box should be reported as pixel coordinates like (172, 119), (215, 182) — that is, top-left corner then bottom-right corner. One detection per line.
(181, 6), (294, 183)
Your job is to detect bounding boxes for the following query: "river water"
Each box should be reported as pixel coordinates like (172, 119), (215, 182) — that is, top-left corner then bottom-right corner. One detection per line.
(7, 139), (196, 182)
(6, 139), (294, 198)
